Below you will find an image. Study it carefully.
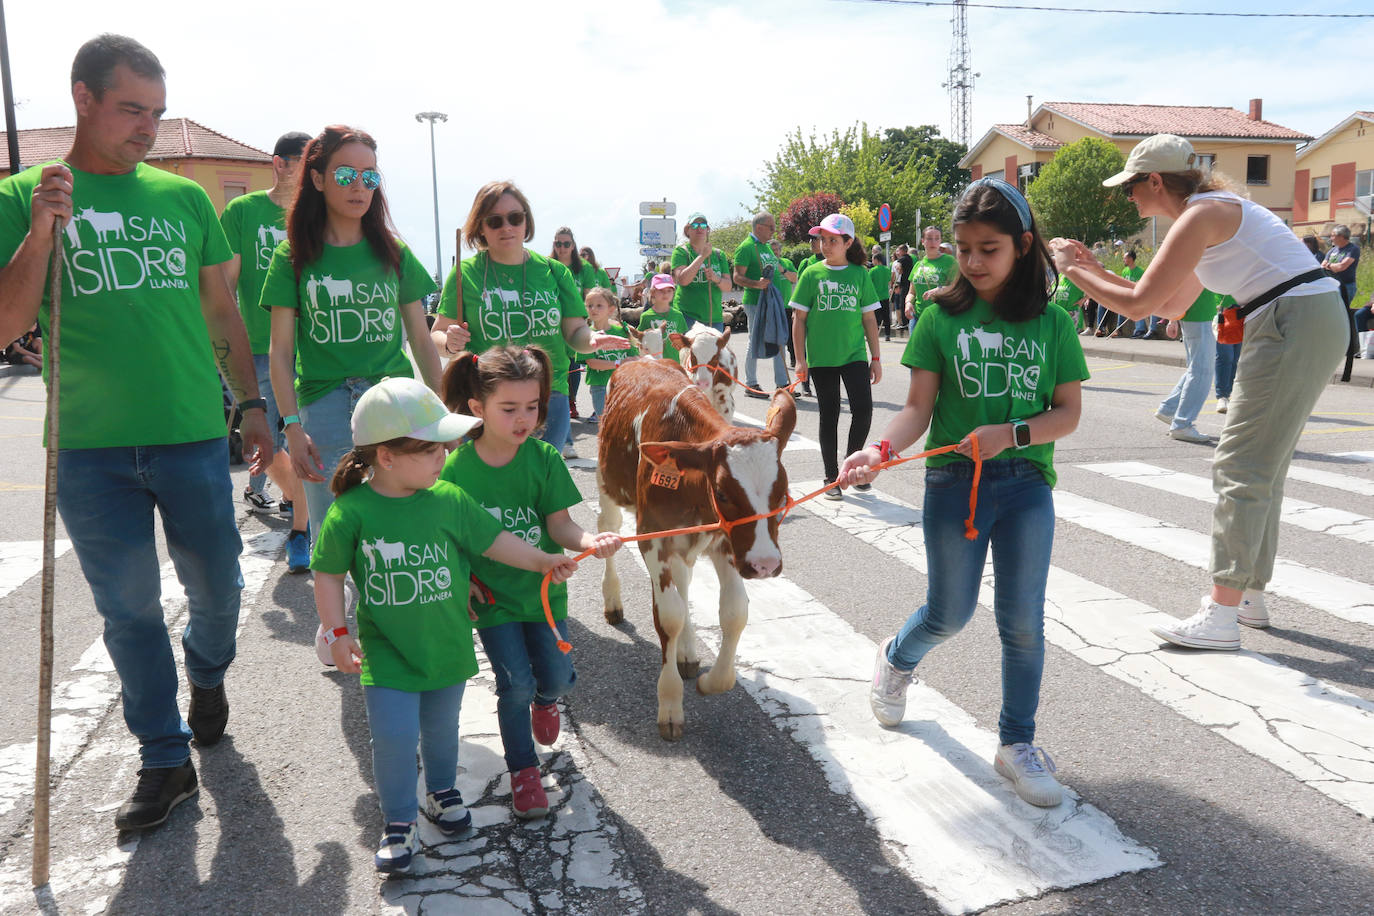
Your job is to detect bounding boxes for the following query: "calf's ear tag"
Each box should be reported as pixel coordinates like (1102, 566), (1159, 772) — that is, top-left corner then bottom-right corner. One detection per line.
(650, 457), (682, 490)
(765, 403), (781, 427)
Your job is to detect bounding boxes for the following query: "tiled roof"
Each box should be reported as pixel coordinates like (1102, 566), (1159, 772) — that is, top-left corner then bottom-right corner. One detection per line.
(0, 118), (271, 170)
(991, 124), (1062, 149)
(1045, 102), (1311, 141)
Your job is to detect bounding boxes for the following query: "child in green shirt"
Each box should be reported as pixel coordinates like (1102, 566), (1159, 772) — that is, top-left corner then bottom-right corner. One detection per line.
(840, 177), (1089, 811)
(311, 377), (578, 875)
(638, 274), (691, 362)
(583, 287), (638, 422)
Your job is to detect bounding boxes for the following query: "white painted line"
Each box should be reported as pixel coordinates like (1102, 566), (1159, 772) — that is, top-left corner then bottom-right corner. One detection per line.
(1337, 452), (1374, 463)
(1053, 490), (1374, 628)
(730, 409), (821, 451)
(794, 483), (1374, 821)
(1079, 461), (1374, 546)
(1284, 464), (1374, 498)
(0, 540), (72, 601)
(608, 515), (1158, 914)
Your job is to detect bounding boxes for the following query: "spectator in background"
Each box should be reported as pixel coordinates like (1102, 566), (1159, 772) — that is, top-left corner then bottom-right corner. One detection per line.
(671, 213), (731, 330)
(798, 233), (823, 275)
(3, 322), (41, 369)
(1301, 234), (1324, 263)
(550, 227), (594, 422)
(733, 212), (790, 396)
(905, 226), (957, 327)
(892, 242), (914, 329)
(1323, 225), (1360, 378)
(1153, 287), (1219, 443)
(870, 249), (893, 342)
(1214, 294), (1240, 410)
(1123, 251), (1159, 339)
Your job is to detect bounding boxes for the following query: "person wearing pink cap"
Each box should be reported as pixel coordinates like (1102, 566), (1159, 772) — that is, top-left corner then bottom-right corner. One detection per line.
(637, 273), (691, 362)
(791, 213), (883, 497)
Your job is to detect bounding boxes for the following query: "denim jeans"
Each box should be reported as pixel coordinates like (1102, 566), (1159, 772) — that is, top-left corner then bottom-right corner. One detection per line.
(1215, 339), (1240, 399)
(1132, 316), (1162, 337)
(477, 618), (576, 772)
(57, 438), (244, 767)
(1158, 320), (1216, 428)
(742, 302), (789, 389)
(247, 353), (286, 495)
(297, 378), (373, 536)
(590, 385), (607, 419)
(886, 459), (1054, 746)
(544, 391), (570, 451)
(362, 682), (464, 824)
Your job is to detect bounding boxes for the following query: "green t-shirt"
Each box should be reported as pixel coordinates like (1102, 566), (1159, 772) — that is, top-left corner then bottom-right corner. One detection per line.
(220, 190), (286, 354)
(733, 234), (781, 305)
(0, 161), (232, 449)
(1215, 294), (1235, 315)
(901, 299), (1089, 487)
(870, 263), (893, 301)
(1049, 275), (1085, 313)
(638, 305), (691, 362)
(260, 239), (436, 407)
(572, 260), (598, 294)
(1182, 288), (1220, 323)
(439, 438), (582, 629)
(585, 321), (637, 387)
(776, 257), (797, 307)
(437, 251), (587, 396)
(310, 480), (502, 691)
(669, 243), (730, 326)
(909, 254), (958, 318)
(798, 253), (822, 274)
(1121, 265), (1144, 283)
(791, 262), (879, 367)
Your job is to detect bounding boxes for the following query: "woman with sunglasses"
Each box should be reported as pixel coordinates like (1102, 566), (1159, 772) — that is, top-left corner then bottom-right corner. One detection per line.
(262, 125), (443, 657)
(431, 183), (629, 454)
(549, 228), (595, 429)
(1050, 134), (1346, 651)
(579, 246), (615, 294)
(670, 213), (731, 331)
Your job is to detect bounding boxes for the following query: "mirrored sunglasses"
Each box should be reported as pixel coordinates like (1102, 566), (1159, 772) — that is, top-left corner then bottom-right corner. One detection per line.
(333, 166), (381, 190)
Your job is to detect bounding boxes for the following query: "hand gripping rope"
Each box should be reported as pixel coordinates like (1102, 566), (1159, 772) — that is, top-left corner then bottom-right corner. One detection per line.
(539, 434), (983, 654)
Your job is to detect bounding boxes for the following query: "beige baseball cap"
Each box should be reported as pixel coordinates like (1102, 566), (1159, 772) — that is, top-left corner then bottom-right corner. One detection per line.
(1102, 134), (1197, 187)
(351, 377), (481, 446)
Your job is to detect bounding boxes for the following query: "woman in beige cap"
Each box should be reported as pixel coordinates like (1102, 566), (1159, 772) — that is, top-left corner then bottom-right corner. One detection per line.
(1049, 133), (1346, 651)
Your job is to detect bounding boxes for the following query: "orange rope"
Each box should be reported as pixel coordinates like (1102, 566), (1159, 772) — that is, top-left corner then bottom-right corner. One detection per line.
(539, 436), (984, 653)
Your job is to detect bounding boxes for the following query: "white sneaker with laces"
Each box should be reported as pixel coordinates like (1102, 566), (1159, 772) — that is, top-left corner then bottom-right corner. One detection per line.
(315, 623), (336, 667)
(1216, 396), (1229, 414)
(869, 637), (915, 727)
(1238, 589), (1269, 629)
(994, 743), (1063, 807)
(1150, 596), (1241, 650)
(1153, 409), (1172, 426)
(1169, 424), (1211, 444)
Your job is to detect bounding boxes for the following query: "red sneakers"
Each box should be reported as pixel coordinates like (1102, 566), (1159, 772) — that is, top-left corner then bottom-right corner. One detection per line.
(511, 766), (549, 819)
(531, 702), (560, 745)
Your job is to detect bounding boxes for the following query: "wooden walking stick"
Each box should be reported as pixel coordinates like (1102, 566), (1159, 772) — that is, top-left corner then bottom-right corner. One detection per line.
(33, 216), (63, 888)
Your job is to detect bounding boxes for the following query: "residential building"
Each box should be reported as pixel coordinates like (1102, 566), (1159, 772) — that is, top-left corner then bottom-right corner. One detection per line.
(1293, 111), (1374, 238)
(0, 118), (272, 212)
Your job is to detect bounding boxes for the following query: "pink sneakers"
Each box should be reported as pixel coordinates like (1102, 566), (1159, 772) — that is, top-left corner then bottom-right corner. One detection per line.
(531, 702), (561, 746)
(511, 766), (549, 819)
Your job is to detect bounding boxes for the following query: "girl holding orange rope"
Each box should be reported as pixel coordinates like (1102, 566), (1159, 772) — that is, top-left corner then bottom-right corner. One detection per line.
(838, 177), (1088, 809)
(439, 346), (621, 820)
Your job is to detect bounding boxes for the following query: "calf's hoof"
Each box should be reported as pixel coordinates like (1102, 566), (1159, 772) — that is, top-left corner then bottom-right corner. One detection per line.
(696, 667), (736, 695)
(657, 719), (684, 742)
(604, 606), (624, 625)
(677, 659), (700, 680)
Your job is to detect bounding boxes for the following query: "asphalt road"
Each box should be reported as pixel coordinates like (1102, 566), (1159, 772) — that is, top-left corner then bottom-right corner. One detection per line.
(0, 336), (1371, 916)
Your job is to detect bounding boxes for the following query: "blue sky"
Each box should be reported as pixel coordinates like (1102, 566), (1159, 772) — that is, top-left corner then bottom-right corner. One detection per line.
(5, 0), (1372, 282)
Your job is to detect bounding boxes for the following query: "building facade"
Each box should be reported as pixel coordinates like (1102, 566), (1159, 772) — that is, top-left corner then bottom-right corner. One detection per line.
(1293, 111), (1374, 238)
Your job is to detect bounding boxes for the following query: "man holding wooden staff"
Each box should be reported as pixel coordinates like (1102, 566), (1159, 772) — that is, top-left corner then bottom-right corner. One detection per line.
(0, 34), (272, 831)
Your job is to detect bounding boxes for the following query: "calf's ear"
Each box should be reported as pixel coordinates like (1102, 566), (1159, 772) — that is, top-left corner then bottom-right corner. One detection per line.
(668, 332), (690, 352)
(718, 327), (731, 346)
(764, 391), (798, 455)
(640, 440), (712, 472)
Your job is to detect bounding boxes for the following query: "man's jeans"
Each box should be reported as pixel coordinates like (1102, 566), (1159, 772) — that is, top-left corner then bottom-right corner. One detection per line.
(742, 302), (789, 390)
(57, 438), (243, 767)
(1158, 320), (1216, 429)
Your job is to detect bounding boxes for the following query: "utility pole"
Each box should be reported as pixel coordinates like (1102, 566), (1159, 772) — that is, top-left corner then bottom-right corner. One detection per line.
(942, 0), (978, 147)
(0, 0), (22, 174)
(415, 111), (447, 284)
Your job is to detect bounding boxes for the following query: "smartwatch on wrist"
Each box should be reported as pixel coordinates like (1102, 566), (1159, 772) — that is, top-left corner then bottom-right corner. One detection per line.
(238, 397), (267, 413)
(1011, 419), (1031, 449)
(282, 414), (301, 429)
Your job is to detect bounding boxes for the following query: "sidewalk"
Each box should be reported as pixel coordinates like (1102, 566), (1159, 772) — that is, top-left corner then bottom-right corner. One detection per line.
(1076, 332), (1374, 388)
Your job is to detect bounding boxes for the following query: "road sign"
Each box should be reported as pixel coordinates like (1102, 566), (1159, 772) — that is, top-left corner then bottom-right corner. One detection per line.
(640, 246), (672, 257)
(639, 218), (676, 247)
(879, 231), (892, 242)
(639, 201), (677, 217)
(605, 266), (620, 280)
(877, 203), (892, 232)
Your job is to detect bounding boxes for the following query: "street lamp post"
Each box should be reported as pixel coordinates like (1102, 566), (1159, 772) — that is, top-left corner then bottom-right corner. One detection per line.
(415, 111), (447, 289)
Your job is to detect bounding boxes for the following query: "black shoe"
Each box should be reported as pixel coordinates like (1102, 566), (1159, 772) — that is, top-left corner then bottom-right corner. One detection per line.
(278, 498), (293, 516)
(855, 483), (872, 491)
(114, 760), (198, 830)
(242, 487), (274, 514)
(188, 681), (228, 745)
(745, 389), (769, 400)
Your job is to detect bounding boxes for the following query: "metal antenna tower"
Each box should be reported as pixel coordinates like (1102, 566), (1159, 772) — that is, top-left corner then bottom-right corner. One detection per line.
(942, 0), (978, 146)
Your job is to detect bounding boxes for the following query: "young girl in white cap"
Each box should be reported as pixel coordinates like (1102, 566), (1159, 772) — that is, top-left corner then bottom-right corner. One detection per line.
(311, 376), (579, 875)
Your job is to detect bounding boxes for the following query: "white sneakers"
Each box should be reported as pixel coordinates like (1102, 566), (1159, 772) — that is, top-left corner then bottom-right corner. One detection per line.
(1238, 589), (1269, 629)
(1169, 425), (1212, 444)
(869, 637), (915, 727)
(1216, 396), (1229, 414)
(1153, 409), (1172, 426)
(994, 743), (1063, 807)
(1150, 595), (1242, 650)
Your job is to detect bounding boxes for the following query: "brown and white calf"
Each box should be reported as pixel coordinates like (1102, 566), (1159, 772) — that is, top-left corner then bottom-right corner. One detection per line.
(669, 324), (737, 420)
(597, 357), (795, 741)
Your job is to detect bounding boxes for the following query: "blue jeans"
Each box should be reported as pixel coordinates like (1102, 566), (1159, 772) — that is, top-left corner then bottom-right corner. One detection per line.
(886, 459), (1053, 746)
(478, 618), (576, 772)
(1158, 320), (1216, 428)
(544, 390), (570, 451)
(247, 353), (286, 495)
(742, 302), (789, 389)
(57, 438), (244, 767)
(363, 682), (464, 824)
(297, 378), (373, 536)
(1215, 339), (1240, 398)
(1132, 316), (1161, 337)
(590, 385), (607, 419)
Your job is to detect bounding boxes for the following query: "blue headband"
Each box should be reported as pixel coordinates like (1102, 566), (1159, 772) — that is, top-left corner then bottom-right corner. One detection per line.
(965, 177), (1033, 233)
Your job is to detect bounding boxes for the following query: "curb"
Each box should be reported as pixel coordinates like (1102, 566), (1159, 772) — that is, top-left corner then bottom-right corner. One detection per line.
(1077, 337), (1374, 389)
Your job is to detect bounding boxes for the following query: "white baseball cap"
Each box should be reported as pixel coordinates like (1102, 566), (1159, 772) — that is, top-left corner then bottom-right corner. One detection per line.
(351, 376), (481, 446)
(1103, 134), (1197, 187)
(810, 213), (857, 238)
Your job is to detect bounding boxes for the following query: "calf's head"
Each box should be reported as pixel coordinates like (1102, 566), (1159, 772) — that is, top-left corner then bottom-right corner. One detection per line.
(670, 325), (737, 419)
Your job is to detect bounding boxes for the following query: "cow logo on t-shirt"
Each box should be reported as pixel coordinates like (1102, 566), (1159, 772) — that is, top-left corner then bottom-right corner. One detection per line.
(302, 272), (399, 345)
(953, 325), (1046, 401)
(478, 285), (562, 341)
(60, 206), (192, 294)
(255, 223), (287, 270)
(816, 278), (859, 312)
(483, 502), (543, 546)
(360, 536), (455, 606)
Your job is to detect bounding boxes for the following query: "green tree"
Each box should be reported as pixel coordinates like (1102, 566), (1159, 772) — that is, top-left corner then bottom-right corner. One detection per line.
(1024, 137), (1146, 244)
(878, 125), (969, 199)
(705, 216), (751, 262)
(840, 200), (877, 248)
(751, 123), (953, 249)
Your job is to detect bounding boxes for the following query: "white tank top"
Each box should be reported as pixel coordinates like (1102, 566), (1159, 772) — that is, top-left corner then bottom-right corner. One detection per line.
(1188, 190), (1337, 304)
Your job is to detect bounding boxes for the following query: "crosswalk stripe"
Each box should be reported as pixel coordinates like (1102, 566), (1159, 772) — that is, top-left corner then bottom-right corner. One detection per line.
(0, 540), (72, 602)
(1337, 452), (1374, 463)
(793, 483), (1374, 820)
(1078, 461), (1374, 546)
(604, 513), (1158, 913)
(730, 410), (820, 450)
(1283, 463), (1374, 498)
(1052, 491), (1374, 628)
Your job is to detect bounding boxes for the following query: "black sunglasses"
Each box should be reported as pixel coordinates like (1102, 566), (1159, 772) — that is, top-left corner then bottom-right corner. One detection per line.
(484, 210), (527, 230)
(1122, 175), (1149, 197)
